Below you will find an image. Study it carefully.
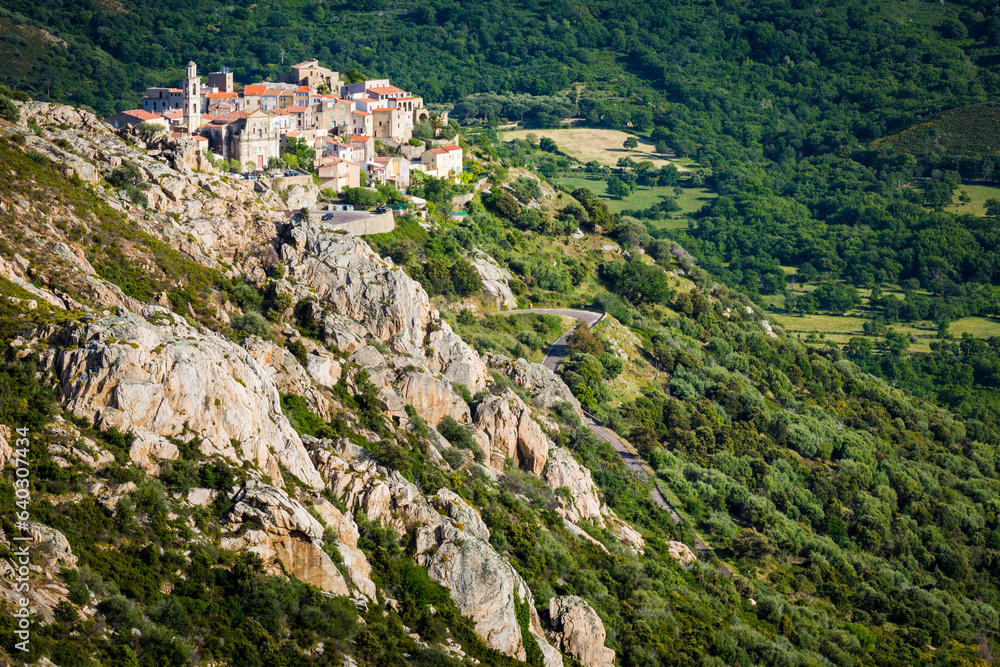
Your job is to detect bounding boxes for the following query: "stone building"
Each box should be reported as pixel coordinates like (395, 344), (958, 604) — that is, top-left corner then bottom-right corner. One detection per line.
(202, 110), (279, 171)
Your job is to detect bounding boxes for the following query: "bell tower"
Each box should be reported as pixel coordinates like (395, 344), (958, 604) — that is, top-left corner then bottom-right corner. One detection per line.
(183, 61), (202, 133)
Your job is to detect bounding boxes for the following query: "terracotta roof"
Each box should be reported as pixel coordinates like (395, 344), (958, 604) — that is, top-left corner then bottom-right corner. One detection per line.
(368, 85), (406, 95)
(373, 157), (392, 162)
(161, 110), (184, 119)
(269, 109), (291, 115)
(292, 60), (319, 69)
(285, 106), (310, 113)
(207, 92), (237, 99)
(243, 85), (268, 96)
(429, 148), (448, 155)
(442, 144), (462, 151)
(285, 131), (303, 137)
(201, 114), (219, 122)
(192, 135), (208, 142)
(122, 109), (163, 121)
(393, 96), (415, 101)
(296, 86), (310, 92)
(168, 88), (183, 93)
(212, 110), (251, 124)
(265, 88), (285, 97)
(352, 110), (371, 116)
(349, 135), (370, 142)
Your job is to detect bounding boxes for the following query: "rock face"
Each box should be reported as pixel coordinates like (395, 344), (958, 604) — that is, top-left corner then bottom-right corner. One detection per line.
(221, 482), (364, 599)
(280, 218), (488, 394)
(549, 595), (615, 667)
(37, 308), (323, 490)
(545, 447), (604, 523)
(310, 438), (560, 665)
(470, 254), (517, 310)
(243, 336), (337, 419)
(473, 389), (549, 474)
(399, 372), (471, 426)
(310, 497), (378, 601)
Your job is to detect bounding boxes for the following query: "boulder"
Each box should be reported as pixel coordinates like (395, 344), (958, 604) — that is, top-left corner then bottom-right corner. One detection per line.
(666, 540), (696, 566)
(549, 595), (615, 667)
(243, 336), (334, 419)
(470, 254), (517, 310)
(473, 389), (549, 474)
(311, 497), (377, 601)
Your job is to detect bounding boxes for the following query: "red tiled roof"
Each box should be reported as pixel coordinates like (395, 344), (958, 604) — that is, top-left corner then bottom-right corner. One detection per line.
(352, 110), (371, 116)
(243, 85), (268, 96)
(122, 109), (163, 121)
(373, 157), (392, 162)
(296, 86), (310, 92)
(285, 106), (310, 113)
(168, 88), (183, 93)
(368, 85), (406, 95)
(429, 148), (448, 154)
(161, 110), (184, 119)
(207, 92), (237, 99)
(349, 135), (370, 142)
(442, 144), (462, 151)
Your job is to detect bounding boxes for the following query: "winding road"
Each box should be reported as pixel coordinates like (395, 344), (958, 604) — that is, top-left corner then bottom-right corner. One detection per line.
(503, 308), (685, 526)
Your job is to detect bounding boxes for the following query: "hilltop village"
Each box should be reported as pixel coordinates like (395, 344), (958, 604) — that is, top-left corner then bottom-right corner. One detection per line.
(105, 59), (462, 192)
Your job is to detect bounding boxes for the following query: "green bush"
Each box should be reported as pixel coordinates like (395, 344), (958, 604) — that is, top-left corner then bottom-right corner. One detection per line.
(231, 311), (269, 338)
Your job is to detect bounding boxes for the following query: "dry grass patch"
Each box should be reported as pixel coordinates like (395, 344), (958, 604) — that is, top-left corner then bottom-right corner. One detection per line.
(501, 128), (691, 170)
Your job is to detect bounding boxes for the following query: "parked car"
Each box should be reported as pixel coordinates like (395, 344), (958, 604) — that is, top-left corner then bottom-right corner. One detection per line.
(374, 206), (387, 214)
(321, 213), (334, 221)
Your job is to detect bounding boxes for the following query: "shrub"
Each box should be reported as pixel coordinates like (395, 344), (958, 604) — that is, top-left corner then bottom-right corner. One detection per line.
(231, 311), (269, 338)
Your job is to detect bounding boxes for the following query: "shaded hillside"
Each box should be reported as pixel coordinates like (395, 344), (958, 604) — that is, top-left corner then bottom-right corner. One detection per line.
(874, 101), (1000, 159)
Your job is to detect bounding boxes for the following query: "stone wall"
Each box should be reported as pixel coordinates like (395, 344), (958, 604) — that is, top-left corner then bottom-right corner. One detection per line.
(328, 212), (395, 236)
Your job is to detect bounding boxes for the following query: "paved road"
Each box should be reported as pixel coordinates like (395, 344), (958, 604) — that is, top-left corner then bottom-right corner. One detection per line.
(503, 308), (604, 373)
(505, 309), (685, 526)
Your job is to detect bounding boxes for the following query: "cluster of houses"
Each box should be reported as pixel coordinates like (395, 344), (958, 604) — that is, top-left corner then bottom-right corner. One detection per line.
(105, 59), (462, 191)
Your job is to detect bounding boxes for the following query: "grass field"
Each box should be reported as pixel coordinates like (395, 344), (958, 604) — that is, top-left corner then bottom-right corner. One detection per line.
(951, 183), (1000, 216)
(555, 174), (716, 219)
(501, 128), (694, 170)
(949, 317), (1000, 337)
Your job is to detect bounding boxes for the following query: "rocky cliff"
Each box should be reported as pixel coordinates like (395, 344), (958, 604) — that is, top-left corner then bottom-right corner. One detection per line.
(0, 99), (653, 667)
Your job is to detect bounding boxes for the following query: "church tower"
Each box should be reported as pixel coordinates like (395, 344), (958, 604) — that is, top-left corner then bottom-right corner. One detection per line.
(183, 61), (202, 133)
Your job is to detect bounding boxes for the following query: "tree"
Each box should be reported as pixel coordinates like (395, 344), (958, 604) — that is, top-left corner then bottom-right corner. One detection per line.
(450, 259), (483, 296)
(606, 176), (630, 199)
(654, 140), (670, 154)
(732, 529), (775, 563)
(566, 323), (603, 356)
(539, 137), (558, 152)
(623, 136), (639, 150)
(341, 187), (382, 210)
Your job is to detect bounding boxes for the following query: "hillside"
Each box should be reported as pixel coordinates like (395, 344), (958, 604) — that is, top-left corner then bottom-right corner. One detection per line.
(874, 101), (1000, 159)
(0, 97), (999, 667)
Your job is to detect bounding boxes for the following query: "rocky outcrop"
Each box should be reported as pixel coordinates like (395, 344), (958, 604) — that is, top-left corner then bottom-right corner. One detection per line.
(0, 426), (11, 470)
(545, 447), (645, 555)
(399, 372), (471, 426)
(280, 219), (488, 394)
(549, 595), (615, 667)
(666, 540), (696, 565)
(221, 482), (363, 599)
(36, 308), (323, 490)
(473, 389), (549, 474)
(546, 447), (604, 523)
(486, 354), (581, 413)
(282, 221), (432, 351)
(470, 253), (517, 310)
(24, 523), (78, 569)
(309, 438), (560, 665)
